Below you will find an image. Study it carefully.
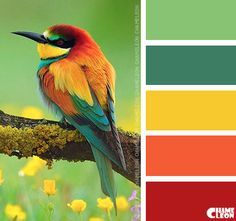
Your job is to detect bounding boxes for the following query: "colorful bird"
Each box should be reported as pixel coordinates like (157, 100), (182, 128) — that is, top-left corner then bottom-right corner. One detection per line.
(12, 24), (126, 211)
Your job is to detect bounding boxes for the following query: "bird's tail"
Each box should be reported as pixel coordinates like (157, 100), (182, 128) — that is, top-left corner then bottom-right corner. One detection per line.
(91, 145), (117, 213)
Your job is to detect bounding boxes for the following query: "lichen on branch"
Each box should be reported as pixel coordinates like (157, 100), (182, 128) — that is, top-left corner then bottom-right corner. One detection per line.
(0, 124), (81, 156)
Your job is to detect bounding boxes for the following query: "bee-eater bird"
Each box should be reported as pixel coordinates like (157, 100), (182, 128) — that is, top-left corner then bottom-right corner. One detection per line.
(12, 24), (126, 211)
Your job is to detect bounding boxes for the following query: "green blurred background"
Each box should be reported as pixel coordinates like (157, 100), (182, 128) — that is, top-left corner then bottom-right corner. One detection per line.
(0, 0), (140, 132)
(0, 0), (140, 220)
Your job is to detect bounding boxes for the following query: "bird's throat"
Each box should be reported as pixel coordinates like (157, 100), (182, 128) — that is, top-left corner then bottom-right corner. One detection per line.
(37, 43), (70, 60)
(38, 55), (67, 70)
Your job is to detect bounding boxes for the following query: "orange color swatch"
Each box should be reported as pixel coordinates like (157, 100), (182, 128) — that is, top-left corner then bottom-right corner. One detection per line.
(147, 136), (236, 176)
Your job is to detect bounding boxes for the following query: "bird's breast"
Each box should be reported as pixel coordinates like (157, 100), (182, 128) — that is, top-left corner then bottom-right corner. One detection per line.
(38, 67), (77, 115)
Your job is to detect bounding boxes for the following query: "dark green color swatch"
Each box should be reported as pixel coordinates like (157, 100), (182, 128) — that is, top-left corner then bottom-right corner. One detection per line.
(147, 0), (236, 40)
(147, 46), (236, 85)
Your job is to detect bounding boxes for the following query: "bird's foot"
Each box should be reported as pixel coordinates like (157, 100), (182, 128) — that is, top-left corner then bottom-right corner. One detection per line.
(59, 117), (70, 127)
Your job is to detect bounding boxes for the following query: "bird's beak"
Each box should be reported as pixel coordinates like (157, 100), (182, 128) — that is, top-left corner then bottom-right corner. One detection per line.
(12, 31), (48, 44)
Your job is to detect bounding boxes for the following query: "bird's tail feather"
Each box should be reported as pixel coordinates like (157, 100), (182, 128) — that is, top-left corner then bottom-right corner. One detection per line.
(91, 145), (117, 213)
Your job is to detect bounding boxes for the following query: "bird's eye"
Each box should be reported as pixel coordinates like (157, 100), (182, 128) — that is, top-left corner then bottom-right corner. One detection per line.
(56, 39), (64, 46)
(48, 37), (74, 48)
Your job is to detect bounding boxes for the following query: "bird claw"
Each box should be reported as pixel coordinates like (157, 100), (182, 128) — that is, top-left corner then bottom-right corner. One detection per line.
(59, 117), (69, 127)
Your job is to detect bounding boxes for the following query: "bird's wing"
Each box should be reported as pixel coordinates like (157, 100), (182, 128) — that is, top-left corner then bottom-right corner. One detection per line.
(39, 60), (125, 168)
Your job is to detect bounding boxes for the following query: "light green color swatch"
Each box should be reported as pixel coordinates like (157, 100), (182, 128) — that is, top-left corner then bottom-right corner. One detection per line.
(147, 0), (236, 40)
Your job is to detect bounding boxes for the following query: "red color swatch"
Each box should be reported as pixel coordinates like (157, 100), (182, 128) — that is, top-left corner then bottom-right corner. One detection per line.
(147, 182), (236, 221)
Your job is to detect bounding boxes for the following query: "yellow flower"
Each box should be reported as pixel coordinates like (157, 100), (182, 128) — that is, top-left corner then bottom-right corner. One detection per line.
(0, 170), (4, 185)
(19, 156), (46, 176)
(5, 204), (26, 221)
(97, 197), (113, 213)
(67, 200), (87, 213)
(43, 179), (56, 196)
(89, 217), (104, 221)
(116, 196), (129, 212)
(21, 106), (43, 119)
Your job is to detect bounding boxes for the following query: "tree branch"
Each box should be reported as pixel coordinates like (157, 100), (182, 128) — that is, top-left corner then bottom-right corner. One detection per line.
(0, 110), (140, 186)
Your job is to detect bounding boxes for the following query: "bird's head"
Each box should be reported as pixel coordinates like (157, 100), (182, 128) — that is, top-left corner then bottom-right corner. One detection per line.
(13, 24), (96, 60)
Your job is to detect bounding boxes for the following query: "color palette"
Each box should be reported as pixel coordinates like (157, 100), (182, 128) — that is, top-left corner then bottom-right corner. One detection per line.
(145, 1), (236, 220)
(146, 0), (236, 40)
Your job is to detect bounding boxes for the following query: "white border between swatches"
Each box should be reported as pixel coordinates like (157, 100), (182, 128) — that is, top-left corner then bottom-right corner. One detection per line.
(146, 40), (236, 46)
(146, 177), (236, 182)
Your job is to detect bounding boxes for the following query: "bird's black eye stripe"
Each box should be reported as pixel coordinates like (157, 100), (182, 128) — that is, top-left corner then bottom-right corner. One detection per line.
(47, 38), (75, 48)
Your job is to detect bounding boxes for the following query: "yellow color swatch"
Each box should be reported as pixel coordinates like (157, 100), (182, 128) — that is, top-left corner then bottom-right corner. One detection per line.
(147, 91), (236, 130)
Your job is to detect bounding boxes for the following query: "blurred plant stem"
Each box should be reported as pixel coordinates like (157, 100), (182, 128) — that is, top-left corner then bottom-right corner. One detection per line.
(107, 211), (112, 221)
(19, 177), (36, 221)
(47, 201), (54, 221)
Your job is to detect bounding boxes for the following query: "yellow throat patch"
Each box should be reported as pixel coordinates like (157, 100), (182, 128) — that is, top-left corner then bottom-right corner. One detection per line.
(37, 43), (70, 59)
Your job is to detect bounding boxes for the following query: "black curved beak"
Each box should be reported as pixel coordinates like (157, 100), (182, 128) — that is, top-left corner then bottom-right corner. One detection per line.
(12, 31), (48, 44)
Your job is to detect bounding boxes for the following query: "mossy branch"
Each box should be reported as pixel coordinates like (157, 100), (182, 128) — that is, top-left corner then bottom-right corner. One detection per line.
(0, 110), (140, 186)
